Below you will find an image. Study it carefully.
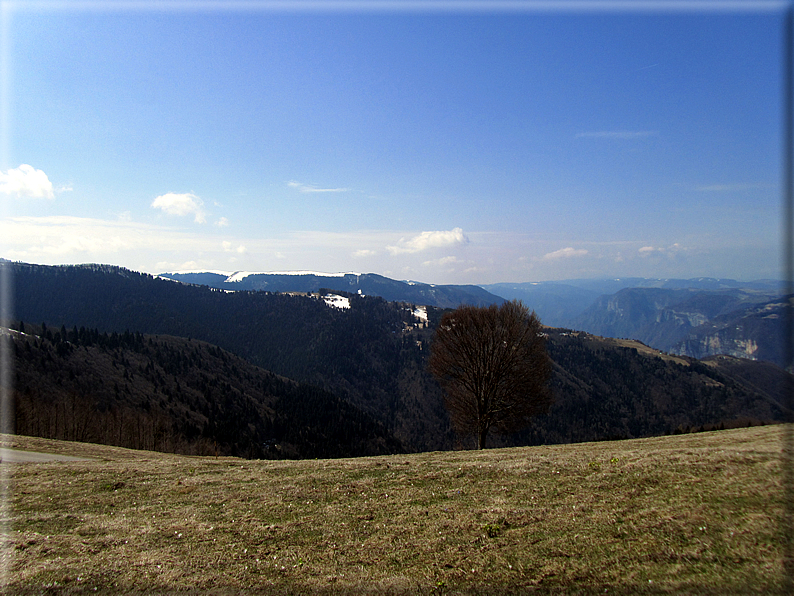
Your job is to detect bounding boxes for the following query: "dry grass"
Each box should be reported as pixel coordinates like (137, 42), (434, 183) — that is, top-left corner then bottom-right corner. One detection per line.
(591, 336), (691, 367)
(1, 426), (787, 595)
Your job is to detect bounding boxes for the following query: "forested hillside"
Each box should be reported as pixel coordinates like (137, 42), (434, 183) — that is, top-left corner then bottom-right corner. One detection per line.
(8, 261), (789, 454)
(520, 329), (785, 447)
(160, 270), (503, 308)
(6, 324), (403, 459)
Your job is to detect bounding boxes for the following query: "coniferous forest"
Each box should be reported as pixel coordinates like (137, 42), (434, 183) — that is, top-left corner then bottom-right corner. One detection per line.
(8, 323), (402, 458)
(4, 261), (789, 457)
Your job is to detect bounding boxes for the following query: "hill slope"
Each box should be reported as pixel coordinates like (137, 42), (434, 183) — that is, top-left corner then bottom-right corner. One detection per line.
(11, 262), (453, 451)
(526, 329), (787, 447)
(6, 324), (403, 459)
(160, 270), (504, 308)
(5, 426), (785, 594)
(8, 261), (789, 453)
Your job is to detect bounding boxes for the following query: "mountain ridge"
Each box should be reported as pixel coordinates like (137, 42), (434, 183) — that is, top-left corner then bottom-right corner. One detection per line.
(6, 260), (788, 455)
(568, 287), (789, 368)
(6, 323), (404, 459)
(159, 270), (503, 309)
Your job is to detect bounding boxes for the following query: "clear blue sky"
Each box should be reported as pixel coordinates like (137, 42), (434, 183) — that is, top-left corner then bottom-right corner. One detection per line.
(0, 1), (786, 284)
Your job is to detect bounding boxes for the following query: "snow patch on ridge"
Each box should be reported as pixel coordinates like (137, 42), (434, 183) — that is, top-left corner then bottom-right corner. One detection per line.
(225, 271), (258, 283)
(413, 306), (428, 322)
(323, 294), (350, 309)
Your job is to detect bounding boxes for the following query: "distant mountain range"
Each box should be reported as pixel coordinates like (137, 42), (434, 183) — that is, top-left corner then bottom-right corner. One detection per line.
(159, 270), (503, 309)
(671, 296), (791, 365)
(6, 261), (789, 456)
(159, 270), (787, 368)
(568, 288), (790, 369)
(481, 278), (784, 327)
(160, 269), (783, 329)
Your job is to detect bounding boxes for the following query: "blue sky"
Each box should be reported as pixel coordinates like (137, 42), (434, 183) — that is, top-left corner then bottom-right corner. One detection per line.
(0, 1), (786, 284)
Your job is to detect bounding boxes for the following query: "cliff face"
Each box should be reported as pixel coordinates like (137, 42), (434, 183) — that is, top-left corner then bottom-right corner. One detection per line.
(570, 287), (788, 368)
(676, 333), (760, 361)
(670, 296), (791, 370)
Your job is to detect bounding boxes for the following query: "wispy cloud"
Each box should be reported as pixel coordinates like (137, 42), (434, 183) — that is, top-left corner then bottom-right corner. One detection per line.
(0, 164), (55, 199)
(151, 192), (206, 224)
(576, 130), (658, 139)
(638, 243), (682, 257)
(352, 249), (376, 258)
(215, 217), (230, 227)
(2, 216), (161, 258)
(387, 228), (469, 255)
(542, 247), (588, 260)
(422, 255), (461, 267)
(0, 215), (250, 273)
(288, 181), (349, 193)
(222, 241), (246, 254)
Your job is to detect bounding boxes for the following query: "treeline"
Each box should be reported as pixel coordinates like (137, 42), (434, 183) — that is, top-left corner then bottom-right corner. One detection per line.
(6, 323), (404, 459)
(7, 262), (790, 454)
(510, 331), (784, 447)
(10, 263), (451, 451)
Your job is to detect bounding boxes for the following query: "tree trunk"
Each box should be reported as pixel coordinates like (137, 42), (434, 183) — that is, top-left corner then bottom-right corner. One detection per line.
(477, 427), (488, 449)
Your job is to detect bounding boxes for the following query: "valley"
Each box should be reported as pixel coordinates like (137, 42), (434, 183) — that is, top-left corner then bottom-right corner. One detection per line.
(3, 262), (789, 459)
(161, 269), (788, 368)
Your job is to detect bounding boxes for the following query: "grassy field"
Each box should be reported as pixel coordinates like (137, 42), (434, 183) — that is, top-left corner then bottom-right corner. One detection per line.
(1, 426), (787, 595)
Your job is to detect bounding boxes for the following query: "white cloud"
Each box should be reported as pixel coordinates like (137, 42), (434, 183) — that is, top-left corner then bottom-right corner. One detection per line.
(151, 192), (206, 223)
(2, 216), (141, 258)
(0, 219), (422, 275)
(542, 247), (588, 260)
(215, 217), (229, 227)
(387, 228), (469, 255)
(575, 131), (658, 139)
(0, 215), (238, 267)
(422, 256), (461, 267)
(177, 260), (200, 271)
(353, 249), (376, 258)
(288, 180), (349, 193)
(222, 240), (246, 254)
(0, 164), (55, 199)
(638, 243), (684, 258)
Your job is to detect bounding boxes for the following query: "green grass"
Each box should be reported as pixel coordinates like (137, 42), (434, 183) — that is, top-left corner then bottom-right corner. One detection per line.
(1, 426), (787, 594)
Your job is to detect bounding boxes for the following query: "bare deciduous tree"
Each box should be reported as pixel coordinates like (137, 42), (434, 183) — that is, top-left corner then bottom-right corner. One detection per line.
(428, 300), (553, 449)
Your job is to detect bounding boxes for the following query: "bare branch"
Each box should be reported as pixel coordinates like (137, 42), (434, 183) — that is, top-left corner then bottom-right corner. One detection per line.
(428, 300), (553, 449)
